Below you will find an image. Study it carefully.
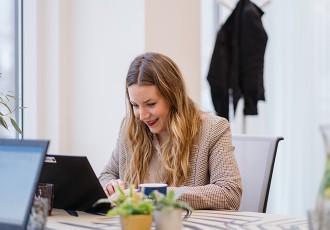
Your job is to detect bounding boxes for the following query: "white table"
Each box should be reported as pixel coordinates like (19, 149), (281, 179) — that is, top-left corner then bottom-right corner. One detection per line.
(46, 209), (308, 230)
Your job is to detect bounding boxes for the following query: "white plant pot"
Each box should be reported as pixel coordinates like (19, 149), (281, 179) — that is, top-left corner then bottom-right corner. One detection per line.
(154, 209), (182, 230)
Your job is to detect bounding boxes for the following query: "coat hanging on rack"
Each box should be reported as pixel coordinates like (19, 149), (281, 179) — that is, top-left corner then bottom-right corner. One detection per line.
(207, 0), (268, 121)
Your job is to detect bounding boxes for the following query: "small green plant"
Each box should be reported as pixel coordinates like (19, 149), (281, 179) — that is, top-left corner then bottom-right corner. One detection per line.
(95, 185), (153, 217)
(150, 189), (192, 213)
(0, 73), (23, 136)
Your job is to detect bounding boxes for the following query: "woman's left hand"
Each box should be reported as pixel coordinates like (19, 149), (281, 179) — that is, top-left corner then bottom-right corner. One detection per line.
(103, 179), (126, 196)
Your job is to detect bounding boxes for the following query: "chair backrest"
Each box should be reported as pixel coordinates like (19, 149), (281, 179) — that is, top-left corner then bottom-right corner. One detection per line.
(232, 134), (283, 213)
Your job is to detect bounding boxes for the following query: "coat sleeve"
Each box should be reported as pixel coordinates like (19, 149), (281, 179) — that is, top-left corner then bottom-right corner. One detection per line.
(207, 26), (231, 120)
(170, 117), (242, 210)
(240, 2), (267, 115)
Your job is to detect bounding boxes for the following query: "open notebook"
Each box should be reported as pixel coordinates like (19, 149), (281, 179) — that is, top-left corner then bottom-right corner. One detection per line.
(0, 138), (49, 230)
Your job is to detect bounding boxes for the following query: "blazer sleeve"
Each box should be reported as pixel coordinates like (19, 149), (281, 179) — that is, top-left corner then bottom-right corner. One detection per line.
(171, 117), (242, 210)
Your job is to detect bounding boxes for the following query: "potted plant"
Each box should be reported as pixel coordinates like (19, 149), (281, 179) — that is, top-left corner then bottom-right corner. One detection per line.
(97, 185), (153, 230)
(0, 73), (23, 136)
(150, 188), (192, 230)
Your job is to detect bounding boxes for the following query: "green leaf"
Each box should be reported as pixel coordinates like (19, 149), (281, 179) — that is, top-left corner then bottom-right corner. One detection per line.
(0, 116), (9, 130)
(0, 101), (12, 113)
(151, 188), (192, 211)
(106, 184), (154, 217)
(2, 94), (10, 102)
(167, 190), (175, 202)
(6, 94), (17, 98)
(10, 118), (23, 136)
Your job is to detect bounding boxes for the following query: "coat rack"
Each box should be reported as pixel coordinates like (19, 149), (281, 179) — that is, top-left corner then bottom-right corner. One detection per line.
(217, 0), (271, 10)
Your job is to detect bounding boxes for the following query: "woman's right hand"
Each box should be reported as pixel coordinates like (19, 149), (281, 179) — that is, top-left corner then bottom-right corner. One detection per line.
(103, 179), (126, 197)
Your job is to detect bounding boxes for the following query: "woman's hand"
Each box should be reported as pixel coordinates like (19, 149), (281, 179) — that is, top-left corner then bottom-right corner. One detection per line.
(103, 179), (126, 197)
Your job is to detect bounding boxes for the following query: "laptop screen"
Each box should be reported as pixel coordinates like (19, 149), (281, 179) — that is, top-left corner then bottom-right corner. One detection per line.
(0, 139), (49, 230)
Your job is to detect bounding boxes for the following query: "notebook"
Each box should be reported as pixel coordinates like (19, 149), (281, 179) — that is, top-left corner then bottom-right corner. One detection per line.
(38, 155), (109, 214)
(0, 138), (50, 230)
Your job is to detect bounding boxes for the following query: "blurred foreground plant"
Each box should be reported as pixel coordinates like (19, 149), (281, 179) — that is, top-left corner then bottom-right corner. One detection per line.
(93, 185), (153, 216)
(0, 73), (23, 136)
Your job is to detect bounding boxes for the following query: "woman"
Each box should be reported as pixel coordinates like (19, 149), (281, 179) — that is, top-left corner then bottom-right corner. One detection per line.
(99, 52), (242, 210)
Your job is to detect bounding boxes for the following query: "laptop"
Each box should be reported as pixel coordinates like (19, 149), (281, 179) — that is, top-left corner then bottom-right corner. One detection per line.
(0, 138), (50, 230)
(38, 155), (109, 214)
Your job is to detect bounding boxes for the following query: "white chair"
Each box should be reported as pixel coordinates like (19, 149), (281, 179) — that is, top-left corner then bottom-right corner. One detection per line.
(232, 134), (284, 213)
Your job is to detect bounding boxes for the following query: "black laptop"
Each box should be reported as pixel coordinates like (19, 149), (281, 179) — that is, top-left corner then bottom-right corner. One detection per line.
(0, 138), (50, 230)
(38, 154), (109, 214)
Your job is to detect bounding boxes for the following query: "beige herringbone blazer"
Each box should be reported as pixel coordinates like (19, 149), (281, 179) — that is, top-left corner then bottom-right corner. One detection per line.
(99, 113), (242, 210)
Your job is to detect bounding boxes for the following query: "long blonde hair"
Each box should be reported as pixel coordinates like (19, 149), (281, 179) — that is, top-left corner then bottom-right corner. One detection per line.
(124, 52), (202, 187)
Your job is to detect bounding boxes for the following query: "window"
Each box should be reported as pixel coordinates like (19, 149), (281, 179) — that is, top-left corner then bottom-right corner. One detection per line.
(0, 0), (22, 138)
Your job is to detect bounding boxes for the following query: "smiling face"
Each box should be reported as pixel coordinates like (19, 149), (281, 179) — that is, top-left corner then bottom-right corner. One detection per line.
(128, 84), (171, 141)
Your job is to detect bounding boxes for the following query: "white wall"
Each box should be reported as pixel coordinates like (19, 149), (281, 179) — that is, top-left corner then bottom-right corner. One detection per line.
(23, 0), (201, 175)
(23, 0), (145, 175)
(145, 0), (201, 104)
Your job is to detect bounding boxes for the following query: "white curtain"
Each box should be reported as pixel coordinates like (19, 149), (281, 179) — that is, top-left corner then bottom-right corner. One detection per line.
(264, 0), (330, 216)
(202, 0), (330, 216)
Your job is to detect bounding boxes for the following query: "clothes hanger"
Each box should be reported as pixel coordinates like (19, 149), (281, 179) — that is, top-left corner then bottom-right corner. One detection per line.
(217, 0), (271, 10)
(217, 0), (237, 10)
(257, 0), (271, 8)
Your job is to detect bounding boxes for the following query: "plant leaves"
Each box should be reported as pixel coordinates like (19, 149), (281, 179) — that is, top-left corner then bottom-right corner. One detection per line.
(151, 188), (192, 211)
(167, 190), (175, 202)
(10, 118), (23, 136)
(0, 116), (9, 130)
(6, 94), (19, 100)
(107, 185), (154, 216)
(0, 86), (25, 135)
(0, 101), (12, 113)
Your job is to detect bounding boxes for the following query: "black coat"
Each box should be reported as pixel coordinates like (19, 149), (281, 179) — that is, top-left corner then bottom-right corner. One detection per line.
(207, 0), (267, 120)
